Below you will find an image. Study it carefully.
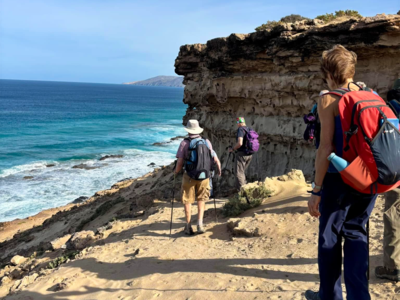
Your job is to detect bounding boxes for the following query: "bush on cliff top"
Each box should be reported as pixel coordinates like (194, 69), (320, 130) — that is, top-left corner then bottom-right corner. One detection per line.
(255, 10), (362, 31)
(316, 10), (362, 22)
(255, 14), (309, 31)
(222, 185), (272, 217)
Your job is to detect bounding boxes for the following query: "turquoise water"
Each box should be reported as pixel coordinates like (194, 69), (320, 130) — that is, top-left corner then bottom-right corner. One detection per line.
(0, 79), (186, 222)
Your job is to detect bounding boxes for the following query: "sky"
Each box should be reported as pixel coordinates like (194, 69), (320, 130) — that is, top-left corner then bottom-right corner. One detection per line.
(0, 0), (398, 84)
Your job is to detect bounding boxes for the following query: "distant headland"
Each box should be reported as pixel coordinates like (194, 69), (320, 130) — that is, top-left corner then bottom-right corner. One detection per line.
(123, 75), (184, 87)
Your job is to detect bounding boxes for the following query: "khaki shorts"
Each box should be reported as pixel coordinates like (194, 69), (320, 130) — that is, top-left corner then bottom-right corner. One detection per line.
(181, 173), (210, 204)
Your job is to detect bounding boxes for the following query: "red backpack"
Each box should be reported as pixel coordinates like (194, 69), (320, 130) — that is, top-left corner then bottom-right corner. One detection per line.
(328, 84), (400, 194)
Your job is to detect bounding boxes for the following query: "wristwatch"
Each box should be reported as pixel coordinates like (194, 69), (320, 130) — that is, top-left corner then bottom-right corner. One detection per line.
(311, 190), (322, 196)
(312, 182), (322, 190)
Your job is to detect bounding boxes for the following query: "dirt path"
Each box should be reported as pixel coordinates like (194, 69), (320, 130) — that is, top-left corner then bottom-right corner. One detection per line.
(3, 175), (398, 300)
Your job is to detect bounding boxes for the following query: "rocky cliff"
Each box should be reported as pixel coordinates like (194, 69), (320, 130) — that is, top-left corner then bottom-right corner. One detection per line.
(175, 14), (400, 182)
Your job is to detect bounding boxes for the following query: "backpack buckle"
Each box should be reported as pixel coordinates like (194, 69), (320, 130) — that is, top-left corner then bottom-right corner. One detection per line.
(345, 125), (358, 136)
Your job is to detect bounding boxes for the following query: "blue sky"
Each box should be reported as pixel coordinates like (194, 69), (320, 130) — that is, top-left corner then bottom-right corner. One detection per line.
(0, 0), (398, 84)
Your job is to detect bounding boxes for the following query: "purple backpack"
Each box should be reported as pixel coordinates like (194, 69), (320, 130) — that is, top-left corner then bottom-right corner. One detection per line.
(243, 128), (259, 155)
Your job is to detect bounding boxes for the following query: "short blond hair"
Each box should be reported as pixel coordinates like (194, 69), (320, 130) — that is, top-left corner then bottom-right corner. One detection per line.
(320, 45), (357, 86)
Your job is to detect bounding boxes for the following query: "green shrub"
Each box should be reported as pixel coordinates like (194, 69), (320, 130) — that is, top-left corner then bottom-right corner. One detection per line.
(280, 14), (310, 23)
(222, 185), (272, 217)
(316, 10), (362, 23)
(255, 14), (310, 31)
(47, 251), (79, 269)
(255, 20), (284, 31)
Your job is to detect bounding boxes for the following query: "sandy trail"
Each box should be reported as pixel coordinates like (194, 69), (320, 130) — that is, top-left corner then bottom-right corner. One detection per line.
(2, 176), (399, 300)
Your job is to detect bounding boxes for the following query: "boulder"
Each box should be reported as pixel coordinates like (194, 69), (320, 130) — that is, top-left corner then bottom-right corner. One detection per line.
(99, 155), (123, 161)
(50, 234), (72, 250)
(19, 273), (39, 289)
(66, 231), (96, 250)
(10, 268), (24, 280)
(72, 196), (89, 204)
(10, 255), (27, 266)
(72, 164), (99, 170)
(227, 218), (261, 237)
(0, 276), (11, 286)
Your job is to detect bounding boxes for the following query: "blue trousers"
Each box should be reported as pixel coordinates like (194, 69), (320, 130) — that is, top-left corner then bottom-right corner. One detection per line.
(318, 173), (377, 300)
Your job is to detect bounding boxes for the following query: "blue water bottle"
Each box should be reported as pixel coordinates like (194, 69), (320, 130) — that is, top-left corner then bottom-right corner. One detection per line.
(327, 153), (349, 172)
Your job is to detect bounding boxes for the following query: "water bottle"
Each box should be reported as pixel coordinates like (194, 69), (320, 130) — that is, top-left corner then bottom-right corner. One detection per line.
(327, 153), (349, 172)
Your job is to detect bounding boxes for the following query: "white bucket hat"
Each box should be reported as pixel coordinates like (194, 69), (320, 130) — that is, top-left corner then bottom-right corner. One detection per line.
(184, 120), (203, 134)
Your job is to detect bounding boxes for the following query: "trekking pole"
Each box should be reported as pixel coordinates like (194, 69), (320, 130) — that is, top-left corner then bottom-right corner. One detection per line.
(367, 220), (370, 281)
(213, 173), (218, 223)
(223, 152), (232, 172)
(170, 161), (177, 237)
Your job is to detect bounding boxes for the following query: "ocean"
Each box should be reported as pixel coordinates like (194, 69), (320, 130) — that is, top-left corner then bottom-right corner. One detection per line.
(0, 79), (186, 222)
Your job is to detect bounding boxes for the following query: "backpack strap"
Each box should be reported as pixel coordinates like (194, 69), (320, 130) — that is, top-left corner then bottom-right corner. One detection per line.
(185, 137), (210, 164)
(325, 88), (349, 98)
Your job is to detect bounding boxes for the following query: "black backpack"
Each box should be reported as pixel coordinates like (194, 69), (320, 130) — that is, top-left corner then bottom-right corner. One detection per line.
(184, 137), (212, 181)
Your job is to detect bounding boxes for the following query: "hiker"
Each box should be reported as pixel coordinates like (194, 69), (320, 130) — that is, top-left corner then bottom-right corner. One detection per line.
(175, 120), (221, 235)
(375, 78), (400, 281)
(305, 45), (379, 300)
(229, 117), (259, 191)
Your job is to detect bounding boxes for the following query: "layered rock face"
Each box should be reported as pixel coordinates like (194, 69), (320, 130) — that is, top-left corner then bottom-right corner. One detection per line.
(175, 14), (400, 182)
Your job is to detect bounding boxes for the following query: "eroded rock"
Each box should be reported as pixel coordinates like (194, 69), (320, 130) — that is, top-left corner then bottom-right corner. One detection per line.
(66, 231), (96, 250)
(50, 234), (72, 250)
(10, 255), (27, 266)
(72, 164), (99, 170)
(72, 196), (89, 204)
(99, 155), (123, 161)
(175, 14), (400, 181)
(227, 218), (261, 237)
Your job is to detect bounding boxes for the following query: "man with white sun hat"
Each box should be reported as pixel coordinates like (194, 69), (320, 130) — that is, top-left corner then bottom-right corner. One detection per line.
(175, 120), (221, 235)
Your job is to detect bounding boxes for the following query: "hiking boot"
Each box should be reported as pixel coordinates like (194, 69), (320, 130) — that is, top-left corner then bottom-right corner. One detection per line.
(305, 290), (321, 300)
(184, 224), (194, 235)
(375, 266), (400, 281)
(197, 225), (205, 234)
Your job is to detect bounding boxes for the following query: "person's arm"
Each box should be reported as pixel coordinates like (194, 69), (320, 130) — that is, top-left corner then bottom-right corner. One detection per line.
(213, 154), (222, 176)
(231, 137), (243, 151)
(175, 158), (184, 174)
(308, 95), (336, 218)
(229, 128), (244, 152)
(175, 140), (188, 174)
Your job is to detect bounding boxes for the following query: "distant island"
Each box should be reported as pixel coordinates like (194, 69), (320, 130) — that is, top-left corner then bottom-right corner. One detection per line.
(123, 76), (184, 88)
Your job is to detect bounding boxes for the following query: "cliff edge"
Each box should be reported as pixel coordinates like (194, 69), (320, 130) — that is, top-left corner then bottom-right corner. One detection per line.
(175, 14), (400, 181)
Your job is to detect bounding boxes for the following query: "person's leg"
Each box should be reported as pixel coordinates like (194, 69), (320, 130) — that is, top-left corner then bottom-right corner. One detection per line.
(181, 173), (195, 235)
(342, 192), (376, 300)
(235, 153), (246, 191)
(184, 203), (192, 223)
(376, 189), (400, 280)
(197, 201), (205, 225)
(317, 173), (348, 300)
(196, 178), (210, 233)
(383, 189), (400, 270)
(243, 155), (253, 184)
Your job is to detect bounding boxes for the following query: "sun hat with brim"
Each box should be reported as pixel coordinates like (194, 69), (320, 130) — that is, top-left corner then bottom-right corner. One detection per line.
(184, 120), (203, 134)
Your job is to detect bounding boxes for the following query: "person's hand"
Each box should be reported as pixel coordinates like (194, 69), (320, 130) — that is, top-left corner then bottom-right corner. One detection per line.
(308, 194), (321, 218)
(228, 147), (234, 153)
(218, 168), (222, 176)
